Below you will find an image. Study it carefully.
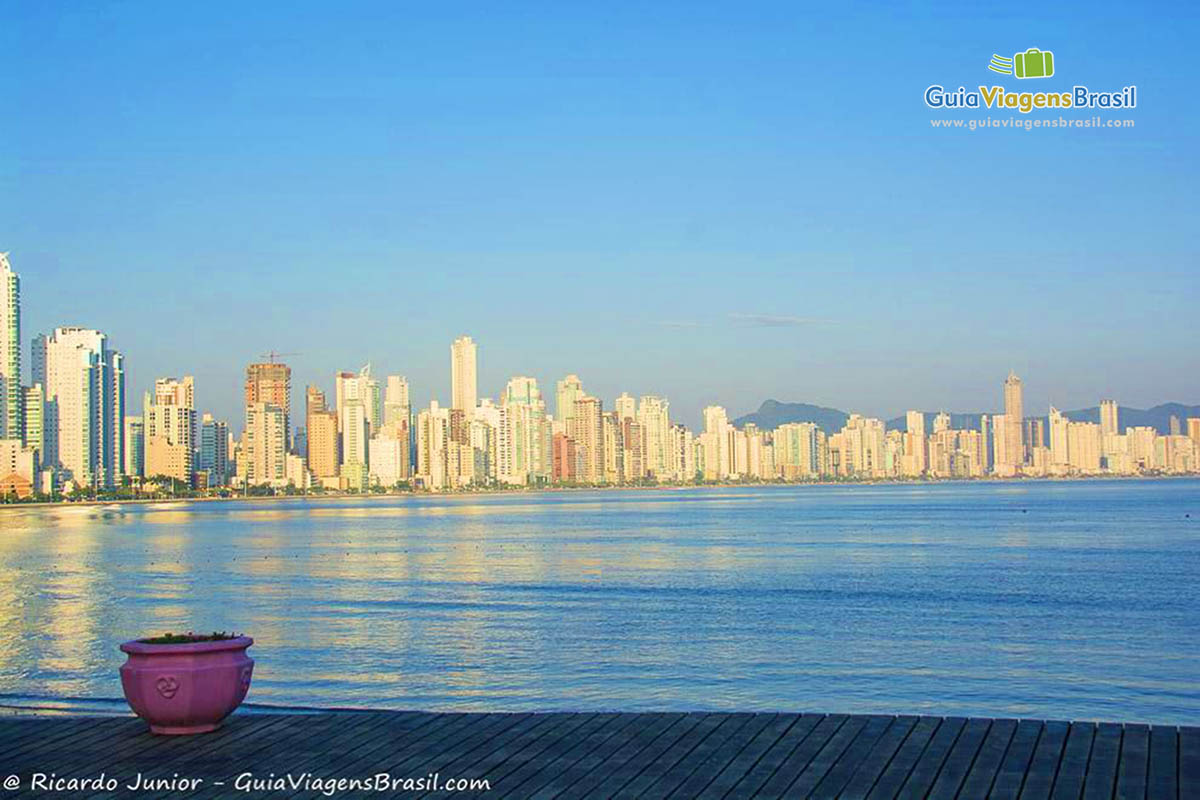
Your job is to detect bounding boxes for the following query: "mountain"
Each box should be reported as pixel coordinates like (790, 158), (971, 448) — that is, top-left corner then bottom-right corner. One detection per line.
(736, 400), (1200, 435)
(732, 400), (849, 433)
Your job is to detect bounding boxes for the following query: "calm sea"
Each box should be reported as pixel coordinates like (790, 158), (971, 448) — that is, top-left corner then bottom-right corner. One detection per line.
(1, 480), (1197, 724)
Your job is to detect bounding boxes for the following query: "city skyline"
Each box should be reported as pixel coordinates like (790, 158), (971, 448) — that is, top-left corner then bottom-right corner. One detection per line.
(4, 3), (1197, 428)
(3, 251), (1197, 435)
(4, 242), (1200, 499)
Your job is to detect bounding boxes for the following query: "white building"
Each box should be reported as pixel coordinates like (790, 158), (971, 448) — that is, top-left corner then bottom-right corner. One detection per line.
(241, 402), (287, 486)
(451, 336), (477, 416)
(0, 253), (19, 441)
(31, 327), (125, 489)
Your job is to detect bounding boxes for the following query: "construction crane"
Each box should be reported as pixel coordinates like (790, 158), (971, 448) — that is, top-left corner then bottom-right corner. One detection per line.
(258, 350), (300, 364)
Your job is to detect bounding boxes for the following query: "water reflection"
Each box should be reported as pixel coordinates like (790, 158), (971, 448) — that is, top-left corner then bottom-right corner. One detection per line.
(0, 480), (1197, 723)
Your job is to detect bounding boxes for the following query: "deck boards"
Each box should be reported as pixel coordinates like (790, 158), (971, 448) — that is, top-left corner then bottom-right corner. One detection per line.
(0, 712), (1187, 798)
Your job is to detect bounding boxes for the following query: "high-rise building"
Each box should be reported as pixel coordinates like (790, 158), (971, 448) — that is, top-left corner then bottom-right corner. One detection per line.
(1100, 400), (1119, 437)
(503, 376), (548, 484)
(336, 366), (381, 438)
(556, 375), (584, 428)
(306, 406), (340, 482)
(569, 395), (604, 483)
(902, 410), (926, 477)
(123, 416), (144, 478)
(32, 327), (125, 489)
(384, 375), (410, 426)
(198, 414), (229, 487)
(451, 336), (478, 415)
(1048, 407), (1069, 469)
(614, 393), (636, 423)
(244, 361), (291, 438)
(0, 253), (20, 441)
(416, 401), (450, 490)
(637, 396), (671, 479)
(144, 376), (196, 485)
(1001, 371), (1024, 473)
(241, 402), (287, 486)
(22, 384), (43, 455)
(305, 386), (333, 473)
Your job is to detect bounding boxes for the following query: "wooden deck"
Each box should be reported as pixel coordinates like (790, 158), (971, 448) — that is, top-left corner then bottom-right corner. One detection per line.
(0, 712), (1195, 798)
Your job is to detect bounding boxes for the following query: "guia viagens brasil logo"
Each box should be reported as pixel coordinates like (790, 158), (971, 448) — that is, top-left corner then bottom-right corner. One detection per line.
(925, 48), (1136, 114)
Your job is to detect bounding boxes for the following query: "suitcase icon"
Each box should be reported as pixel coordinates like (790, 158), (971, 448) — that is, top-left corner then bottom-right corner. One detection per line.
(1014, 48), (1054, 79)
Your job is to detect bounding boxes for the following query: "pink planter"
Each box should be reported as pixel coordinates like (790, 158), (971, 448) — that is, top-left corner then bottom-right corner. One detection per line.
(119, 636), (254, 735)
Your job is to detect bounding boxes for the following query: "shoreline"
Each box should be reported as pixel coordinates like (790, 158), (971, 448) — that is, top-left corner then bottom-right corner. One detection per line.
(1, 472), (1194, 511)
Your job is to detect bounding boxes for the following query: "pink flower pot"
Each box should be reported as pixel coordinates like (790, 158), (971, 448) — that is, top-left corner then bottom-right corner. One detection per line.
(119, 636), (254, 735)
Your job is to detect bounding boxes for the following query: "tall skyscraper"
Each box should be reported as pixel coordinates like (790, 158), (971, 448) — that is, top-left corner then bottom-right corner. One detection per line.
(636, 396), (670, 479)
(0, 253), (19, 441)
(198, 414), (229, 487)
(384, 375), (410, 426)
(335, 366), (381, 434)
(451, 336), (477, 415)
(22, 384), (43, 455)
(1002, 371), (1024, 472)
(1099, 400), (1119, 437)
(569, 395), (605, 483)
(144, 376), (196, 484)
(32, 327), (125, 489)
(556, 374), (583, 427)
(244, 361), (291, 437)
(242, 402), (287, 486)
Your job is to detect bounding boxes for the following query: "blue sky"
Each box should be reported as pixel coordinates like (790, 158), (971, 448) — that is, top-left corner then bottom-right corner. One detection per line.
(3, 1), (1197, 429)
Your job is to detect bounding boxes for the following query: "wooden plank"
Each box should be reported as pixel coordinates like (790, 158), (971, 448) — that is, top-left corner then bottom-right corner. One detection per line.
(721, 713), (823, 798)
(788, 714), (875, 797)
(1051, 722), (1096, 800)
(955, 717), (1016, 800)
(894, 716), (966, 799)
(1146, 725), (1178, 800)
(631, 712), (755, 798)
(535, 712), (692, 800)
(926, 717), (992, 800)
(990, 719), (1044, 800)
(474, 713), (601, 791)
(1116, 723), (1149, 800)
(865, 715), (943, 800)
(839, 715), (920, 800)
(297, 711), (504, 792)
(257, 712), (398, 796)
(498, 713), (638, 799)
(1081, 723), (1122, 800)
(153, 714), (330, 800)
(413, 713), (570, 797)
(754, 713), (849, 797)
(4, 710), (1191, 800)
(403, 713), (549, 797)
(324, 713), (524, 800)
(694, 713), (804, 800)
(810, 714), (895, 799)
(31, 715), (264, 783)
(2, 716), (112, 762)
(1020, 719), (1070, 800)
(608, 714), (733, 799)
(491, 713), (619, 798)
(1182, 727), (1200, 800)
(663, 713), (775, 799)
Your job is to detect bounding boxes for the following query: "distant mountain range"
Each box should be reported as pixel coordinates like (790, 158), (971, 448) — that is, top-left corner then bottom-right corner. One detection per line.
(733, 399), (1200, 436)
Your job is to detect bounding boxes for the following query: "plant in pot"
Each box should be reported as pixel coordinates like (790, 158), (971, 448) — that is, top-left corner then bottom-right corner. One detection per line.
(119, 631), (254, 735)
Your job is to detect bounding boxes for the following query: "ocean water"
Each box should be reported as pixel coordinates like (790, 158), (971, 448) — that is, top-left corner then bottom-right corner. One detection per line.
(0, 479), (1197, 724)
